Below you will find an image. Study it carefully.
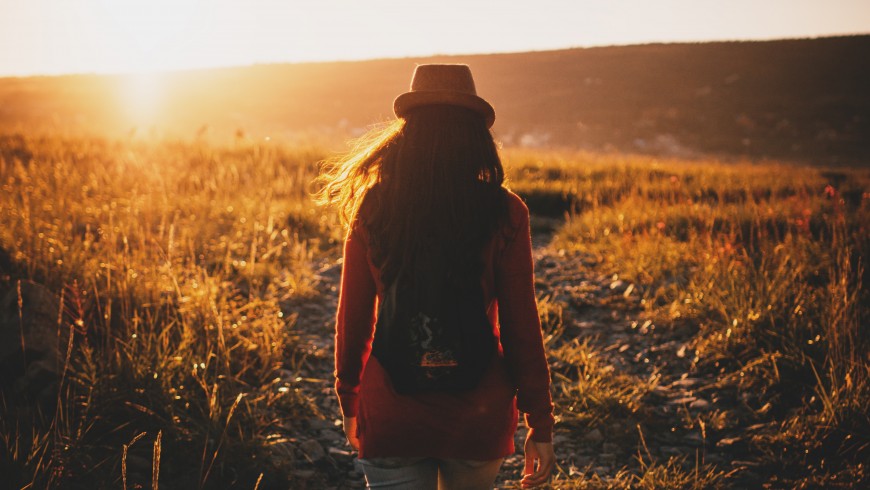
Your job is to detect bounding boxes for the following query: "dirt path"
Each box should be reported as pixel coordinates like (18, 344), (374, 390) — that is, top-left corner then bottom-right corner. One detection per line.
(282, 219), (742, 488)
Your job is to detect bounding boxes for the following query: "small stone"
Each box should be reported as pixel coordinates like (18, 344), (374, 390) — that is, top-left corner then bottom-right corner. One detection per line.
(660, 446), (684, 456)
(307, 418), (334, 430)
(299, 439), (326, 462)
(684, 433), (704, 446)
(318, 429), (343, 443)
(602, 442), (619, 453)
(556, 443), (579, 460)
(505, 454), (523, 467)
(552, 434), (571, 445)
(329, 447), (353, 462)
(705, 453), (726, 465)
(292, 469), (315, 479)
(124, 454), (151, 471)
(583, 428), (603, 442)
(735, 470), (762, 485)
(574, 455), (592, 467)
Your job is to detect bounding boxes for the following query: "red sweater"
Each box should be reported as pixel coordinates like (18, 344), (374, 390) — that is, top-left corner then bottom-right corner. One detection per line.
(334, 190), (554, 459)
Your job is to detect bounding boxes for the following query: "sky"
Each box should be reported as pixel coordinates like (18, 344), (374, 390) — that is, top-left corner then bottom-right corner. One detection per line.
(0, 0), (868, 77)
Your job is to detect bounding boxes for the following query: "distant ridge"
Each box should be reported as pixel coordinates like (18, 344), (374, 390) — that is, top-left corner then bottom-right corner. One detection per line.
(1, 35), (868, 164)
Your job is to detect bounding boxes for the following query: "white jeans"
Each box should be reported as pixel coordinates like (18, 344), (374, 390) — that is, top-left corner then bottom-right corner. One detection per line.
(357, 457), (504, 490)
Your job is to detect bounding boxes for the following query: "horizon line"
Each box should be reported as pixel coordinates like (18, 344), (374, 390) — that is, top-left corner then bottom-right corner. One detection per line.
(2, 32), (867, 80)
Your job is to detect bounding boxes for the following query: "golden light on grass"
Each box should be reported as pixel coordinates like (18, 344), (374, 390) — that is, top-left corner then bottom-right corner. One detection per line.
(0, 134), (866, 487)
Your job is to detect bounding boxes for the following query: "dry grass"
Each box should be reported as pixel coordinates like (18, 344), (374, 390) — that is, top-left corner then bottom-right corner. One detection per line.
(1, 136), (867, 488)
(0, 134), (336, 488)
(505, 149), (869, 487)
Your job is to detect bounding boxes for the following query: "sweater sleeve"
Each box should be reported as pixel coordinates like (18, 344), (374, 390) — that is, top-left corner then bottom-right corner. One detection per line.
(495, 196), (555, 442)
(334, 222), (377, 418)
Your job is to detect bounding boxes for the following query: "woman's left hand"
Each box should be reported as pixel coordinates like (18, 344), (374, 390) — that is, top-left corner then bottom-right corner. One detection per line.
(343, 416), (360, 450)
(521, 433), (555, 488)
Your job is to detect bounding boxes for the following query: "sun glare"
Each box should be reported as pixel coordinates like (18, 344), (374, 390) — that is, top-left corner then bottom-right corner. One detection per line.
(120, 72), (166, 126)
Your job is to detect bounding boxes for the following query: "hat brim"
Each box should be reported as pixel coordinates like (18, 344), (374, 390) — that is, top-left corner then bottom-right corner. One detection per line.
(394, 91), (495, 128)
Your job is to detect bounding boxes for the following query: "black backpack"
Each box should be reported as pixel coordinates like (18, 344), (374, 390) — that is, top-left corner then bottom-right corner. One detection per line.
(371, 260), (496, 395)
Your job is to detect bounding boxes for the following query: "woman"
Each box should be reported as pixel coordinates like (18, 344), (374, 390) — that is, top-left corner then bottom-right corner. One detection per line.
(319, 64), (555, 489)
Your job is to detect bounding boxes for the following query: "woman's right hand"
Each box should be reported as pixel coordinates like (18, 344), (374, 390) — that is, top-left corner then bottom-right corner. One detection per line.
(521, 433), (555, 488)
(343, 416), (360, 451)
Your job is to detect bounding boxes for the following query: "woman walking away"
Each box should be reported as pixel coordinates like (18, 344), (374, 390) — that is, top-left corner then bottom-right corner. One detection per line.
(319, 64), (555, 489)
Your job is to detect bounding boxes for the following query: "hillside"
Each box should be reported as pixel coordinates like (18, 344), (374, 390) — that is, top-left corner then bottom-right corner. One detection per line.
(1, 35), (868, 163)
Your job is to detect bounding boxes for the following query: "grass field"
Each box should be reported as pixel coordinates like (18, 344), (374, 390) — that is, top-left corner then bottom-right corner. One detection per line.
(1, 133), (867, 488)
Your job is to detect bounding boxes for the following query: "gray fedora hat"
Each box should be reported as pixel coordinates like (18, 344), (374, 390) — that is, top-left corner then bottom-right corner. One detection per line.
(393, 64), (495, 128)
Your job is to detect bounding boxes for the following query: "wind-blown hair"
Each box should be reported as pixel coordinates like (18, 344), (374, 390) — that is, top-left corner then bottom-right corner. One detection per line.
(318, 105), (508, 285)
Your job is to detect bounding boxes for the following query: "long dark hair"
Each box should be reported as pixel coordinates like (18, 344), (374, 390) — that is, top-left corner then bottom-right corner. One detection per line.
(318, 105), (508, 285)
